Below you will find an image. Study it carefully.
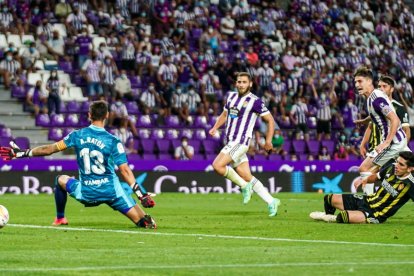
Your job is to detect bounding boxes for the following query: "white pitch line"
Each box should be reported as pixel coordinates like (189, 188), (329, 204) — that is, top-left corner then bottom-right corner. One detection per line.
(7, 223), (414, 248)
(2, 261), (414, 272)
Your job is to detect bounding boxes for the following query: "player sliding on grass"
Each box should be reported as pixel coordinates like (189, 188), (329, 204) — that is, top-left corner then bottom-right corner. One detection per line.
(209, 72), (281, 216)
(0, 100), (156, 229)
(310, 151), (414, 224)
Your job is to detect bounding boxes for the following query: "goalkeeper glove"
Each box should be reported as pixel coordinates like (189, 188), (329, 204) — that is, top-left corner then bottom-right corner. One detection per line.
(132, 183), (156, 208)
(0, 141), (32, 161)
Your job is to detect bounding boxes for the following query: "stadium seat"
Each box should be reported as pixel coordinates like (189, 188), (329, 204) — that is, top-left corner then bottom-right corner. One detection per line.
(156, 140), (171, 153)
(48, 128), (63, 141)
(0, 34), (7, 49)
(202, 140), (219, 154)
(253, 154), (268, 161)
(205, 153), (216, 160)
(268, 154), (283, 161)
(68, 87), (88, 102)
(50, 114), (65, 127)
(21, 34), (35, 45)
(0, 137), (12, 146)
(35, 114), (50, 127)
(195, 129), (207, 140)
(45, 60), (59, 70)
(7, 34), (22, 49)
(141, 153), (157, 160)
(137, 128), (150, 139)
(165, 115), (181, 128)
(58, 73), (74, 87)
(0, 127), (12, 138)
(180, 129), (194, 139)
(13, 136), (30, 149)
(151, 129), (165, 139)
(66, 101), (81, 113)
(306, 140), (321, 156)
(292, 140), (306, 154)
(27, 72), (42, 86)
(92, 36), (106, 50)
(166, 129), (179, 139)
(158, 153), (173, 160)
(282, 140), (292, 154)
(125, 101), (139, 115)
(192, 154), (206, 160)
(140, 139), (156, 154)
(136, 115), (152, 127)
(65, 114), (80, 127)
(321, 140), (336, 156)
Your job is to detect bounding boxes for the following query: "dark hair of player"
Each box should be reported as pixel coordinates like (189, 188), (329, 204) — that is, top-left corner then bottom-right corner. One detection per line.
(354, 66), (373, 80)
(89, 100), (108, 121)
(379, 75), (395, 87)
(399, 151), (414, 167)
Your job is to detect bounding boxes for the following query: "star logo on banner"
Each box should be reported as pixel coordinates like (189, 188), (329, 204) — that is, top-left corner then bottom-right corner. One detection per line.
(312, 174), (344, 193)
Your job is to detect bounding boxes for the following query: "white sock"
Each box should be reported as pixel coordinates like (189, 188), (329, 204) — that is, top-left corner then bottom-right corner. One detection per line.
(251, 177), (274, 204)
(224, 167), (247, 188)
(360, 172), (374, 195)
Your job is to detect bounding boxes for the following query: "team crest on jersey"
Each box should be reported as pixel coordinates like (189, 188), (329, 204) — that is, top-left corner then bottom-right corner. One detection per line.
(229, 107), (239, 118)
(380, 102), (392, 115)
(398, 184), (405, 191)
(243, 101), (248, 108)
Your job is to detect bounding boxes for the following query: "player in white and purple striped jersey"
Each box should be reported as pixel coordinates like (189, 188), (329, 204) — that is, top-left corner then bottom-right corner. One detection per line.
(354, 67), (410, 195)
(209, 72), (281, 217)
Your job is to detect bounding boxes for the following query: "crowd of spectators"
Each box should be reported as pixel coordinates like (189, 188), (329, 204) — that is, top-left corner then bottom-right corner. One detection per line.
(1, 0), (414, 160)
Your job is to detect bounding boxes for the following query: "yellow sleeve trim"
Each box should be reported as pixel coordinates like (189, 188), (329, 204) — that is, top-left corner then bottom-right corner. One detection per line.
(56, 140), (67, 151)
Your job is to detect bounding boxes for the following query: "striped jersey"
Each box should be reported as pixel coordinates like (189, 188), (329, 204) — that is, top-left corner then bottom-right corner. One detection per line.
(368, 100), (409, 151)
(367, 89), (406, 145)
(224, 91), (270, 146)
(366, 159), (414, 223)
(60, 125), (128, 201)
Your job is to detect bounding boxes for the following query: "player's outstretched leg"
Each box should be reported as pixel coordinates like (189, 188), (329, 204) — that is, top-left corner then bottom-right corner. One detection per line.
(324, 194), (336, 215)
(52, 175), (69, 226)
(250, 177), (281, 216)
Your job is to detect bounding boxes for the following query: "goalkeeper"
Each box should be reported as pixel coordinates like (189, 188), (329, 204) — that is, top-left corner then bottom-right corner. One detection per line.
(0, 100), (156, 229)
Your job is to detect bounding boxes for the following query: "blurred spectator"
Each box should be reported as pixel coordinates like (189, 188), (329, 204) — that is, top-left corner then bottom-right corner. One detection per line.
(26, 80), (48, 116)
(290, 95), (309, 141)
(82, 51), (103, 99)
(21, 42), (40, 70)
(171, 85), (192, 124)
(139, 82), (162, 115)
(318, 146), (331, 161)
(342, 98), (360, 138)
(75, 26), (93, 68)
(101, 56), (118, 100)
(136, 46), (153, 76)
(46, 70), (62, 115)
(0, 51), (21, 89)
(174, 136), (194, 160)
(120, 33), (137, 75)
(271, 129), (286, 156)
(66, 3), (87, 35)
(109, 93), (138, 137)
(334, 145), (349, 161)
(200, 68), (221, 115)
(399, 91), (414, 141)
(113, 118), (137, 155)
(45, 30), (65, 60)
(220, 11), (235, 36)
(348, 128), (363, 156)
(114, 69), (133, 101)
(55, 0), (73, 20)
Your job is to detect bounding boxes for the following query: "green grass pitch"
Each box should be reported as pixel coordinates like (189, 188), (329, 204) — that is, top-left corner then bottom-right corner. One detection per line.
(1, 193), (414, 275)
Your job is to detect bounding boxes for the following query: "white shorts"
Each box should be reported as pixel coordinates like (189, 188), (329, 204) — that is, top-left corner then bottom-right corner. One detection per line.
(372, 141), (411, 167)
(220, 141), (249, 168)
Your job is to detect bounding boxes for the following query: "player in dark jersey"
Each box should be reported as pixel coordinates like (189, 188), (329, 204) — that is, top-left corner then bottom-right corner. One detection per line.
(310, 151), (414, 223)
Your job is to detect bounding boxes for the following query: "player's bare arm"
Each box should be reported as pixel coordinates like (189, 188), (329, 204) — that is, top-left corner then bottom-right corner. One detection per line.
(261, 113), (275, 152)
(209, 110), (227, 136)
(376, 111), (400, 153)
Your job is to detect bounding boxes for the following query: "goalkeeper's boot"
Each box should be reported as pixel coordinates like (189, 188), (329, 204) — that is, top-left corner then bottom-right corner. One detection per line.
(268, 198), (281, 217)
(241, 182), (253, 204)
(52, 217), (68, 226)
(137, 215), (157, 229)
(309, 211), (326, 221)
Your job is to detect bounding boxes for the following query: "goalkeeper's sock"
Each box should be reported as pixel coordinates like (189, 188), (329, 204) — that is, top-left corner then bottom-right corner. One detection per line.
(224, 167), (247, 188)
(54, 176), (67, 219)
(251, 177), (274, 204)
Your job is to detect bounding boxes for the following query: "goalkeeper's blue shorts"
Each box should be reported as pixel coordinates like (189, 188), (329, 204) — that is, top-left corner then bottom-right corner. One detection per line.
(65, 178), (137, 214)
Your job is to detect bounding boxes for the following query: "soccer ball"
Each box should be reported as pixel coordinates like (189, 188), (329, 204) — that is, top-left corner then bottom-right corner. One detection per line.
(0, 205), (9, 228)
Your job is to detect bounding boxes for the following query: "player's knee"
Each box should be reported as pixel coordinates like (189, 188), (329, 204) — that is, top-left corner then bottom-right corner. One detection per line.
(56, 175), (70, 189)
(212, 160), (225, 175)
(336, 211), (350, 223)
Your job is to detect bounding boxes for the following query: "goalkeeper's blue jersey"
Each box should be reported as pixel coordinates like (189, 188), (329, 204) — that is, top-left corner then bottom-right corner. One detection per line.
(62, 125), (128, 201)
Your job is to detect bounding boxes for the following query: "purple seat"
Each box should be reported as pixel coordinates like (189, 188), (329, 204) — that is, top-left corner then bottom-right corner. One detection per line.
(136, 115), (152, 127)
(0, 137), (12, 146)
(63, 128), (75, 137)
(268, 154), (283, 161)
(129, 76), (141, 89)
(48, 128), (63, 141)
(58, 60), (74, 73)
(13, 136), (30, 149)
(50, 114), (65, 127)
(0, 127), (12, 138)
(158, 153), (173, 160)
(307, 117), (317, 129)
(192, 154), (206, 160)
(151, 129), (165, 139)
(306, 140), (321, 155)
(156, 140), (171, 153)
(165, 115), (181, 128)
(195, 129), (207, 140)
(292, 140), (306, 154)
(66, 101), (81, 113)
(298, 153), (309, 161)
(65, 114), (80, 127)
(282, 140), (292, 154)
(141, 153), (157, 160)
(180, 129), (194, 139)
(35, 114), (50, 127)
(137, 128), (150, 139)
(11, 85), (27, 99)
(140, 139), (156, 154)
(202, 140), (218, 154)
(205, 153), (217, 160)
(253, 154), (268, 161)
(125, 101), (139, 115)
(194, 116), (209, 128)
(321, 140), (335, 155)
(81, 101), (90, 113)
(166, 129), (180, 139)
